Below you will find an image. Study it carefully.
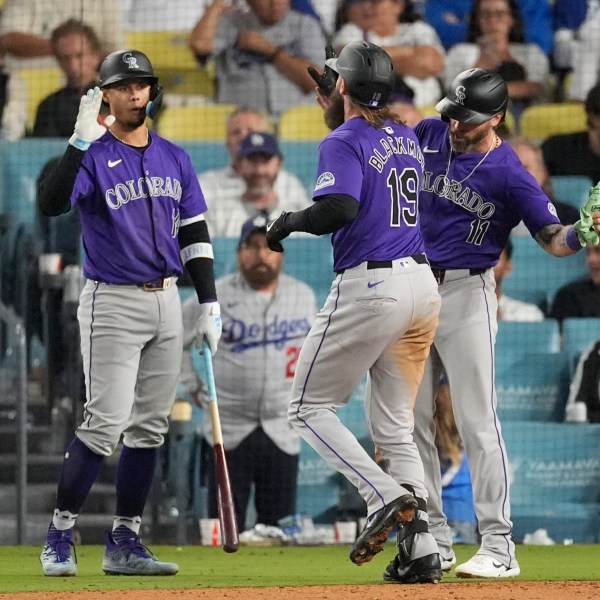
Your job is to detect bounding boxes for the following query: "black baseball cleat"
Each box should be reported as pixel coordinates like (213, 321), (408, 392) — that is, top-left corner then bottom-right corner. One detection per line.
(383, 552), (443, 584)
(349, 494), (418, 566)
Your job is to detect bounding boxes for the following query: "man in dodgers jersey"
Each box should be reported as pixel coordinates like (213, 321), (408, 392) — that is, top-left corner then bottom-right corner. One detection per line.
(267, 41), (443, 583)
(180, 215), (318, 532)
(37, 49), (222, 576)
(411, 68), (600, 578)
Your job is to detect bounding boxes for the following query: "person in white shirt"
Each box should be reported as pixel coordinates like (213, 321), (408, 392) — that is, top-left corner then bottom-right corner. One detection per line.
(494, 239), (545, 322)
(204, 130), (310, 237)
(198, 107), (309, 216)
(332, 0), (445, 107)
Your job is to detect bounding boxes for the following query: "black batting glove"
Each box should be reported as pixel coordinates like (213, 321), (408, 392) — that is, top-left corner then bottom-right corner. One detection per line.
(266, 211), (290, 253)
(307, 44), (338, 96)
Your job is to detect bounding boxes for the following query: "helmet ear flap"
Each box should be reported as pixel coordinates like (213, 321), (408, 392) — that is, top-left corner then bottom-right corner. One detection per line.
(146, 82), (164, 119)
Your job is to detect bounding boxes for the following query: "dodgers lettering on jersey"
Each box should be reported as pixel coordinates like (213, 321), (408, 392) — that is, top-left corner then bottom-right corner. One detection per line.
(223, 314), (312, 353)
(313, 118), (426, 272)
(414, 118), (560, 269)
(71, 132), (207, 283)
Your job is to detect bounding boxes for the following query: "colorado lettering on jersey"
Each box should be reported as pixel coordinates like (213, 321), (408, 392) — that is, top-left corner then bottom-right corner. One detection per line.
(368, 135), (424, 173)
(422, 172), (496, 219)
(223, 315), (311, 353)
(105, 176), (182, 210)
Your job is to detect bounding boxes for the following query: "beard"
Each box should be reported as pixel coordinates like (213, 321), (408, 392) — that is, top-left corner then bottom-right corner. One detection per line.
(241, 263), (279, 289)
(324, 89), (346, 131)
(449, 127), (489, 153)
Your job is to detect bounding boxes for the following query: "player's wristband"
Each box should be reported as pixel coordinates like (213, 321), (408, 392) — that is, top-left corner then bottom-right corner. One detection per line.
(68, 135), (91, 151)
(566, 227), (583, 251)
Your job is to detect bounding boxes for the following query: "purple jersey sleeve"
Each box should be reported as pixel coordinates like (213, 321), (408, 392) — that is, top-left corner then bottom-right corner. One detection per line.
(314, 118), (426, 272)
(414, 118), (560, 269)
(72, 132), (207, 283)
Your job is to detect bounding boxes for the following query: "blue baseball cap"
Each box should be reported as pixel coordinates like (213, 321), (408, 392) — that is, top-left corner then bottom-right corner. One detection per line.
(239, 214), (270, 247)
(238, 132), (281, 158)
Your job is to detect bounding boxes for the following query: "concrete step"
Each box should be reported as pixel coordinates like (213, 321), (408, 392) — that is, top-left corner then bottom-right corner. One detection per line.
(0, 451), (118, 484)
(0, 482), (115, 514)
(0, 510), (190, 546)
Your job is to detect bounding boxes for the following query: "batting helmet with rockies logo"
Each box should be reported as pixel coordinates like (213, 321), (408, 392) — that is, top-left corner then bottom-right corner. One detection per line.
(98, 49), (163, 118)
(325, 41), (394, 109)
(435, 68), (509, 125)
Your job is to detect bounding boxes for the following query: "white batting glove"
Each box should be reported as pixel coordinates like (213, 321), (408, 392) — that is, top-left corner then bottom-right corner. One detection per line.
(69, 87), (115, 151)
(194, 301), (222, 356)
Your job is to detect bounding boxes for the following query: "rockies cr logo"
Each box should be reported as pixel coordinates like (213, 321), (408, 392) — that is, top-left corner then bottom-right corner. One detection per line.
(122, 52), (140, 69)
(455, 85), (466, 105)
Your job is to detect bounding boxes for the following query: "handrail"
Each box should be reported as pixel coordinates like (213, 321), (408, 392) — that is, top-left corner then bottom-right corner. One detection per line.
(0, 301), (27, 544)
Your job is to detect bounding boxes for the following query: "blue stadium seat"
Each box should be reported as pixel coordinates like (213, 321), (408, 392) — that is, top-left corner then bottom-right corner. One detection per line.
(496, 351), (569, 422)
(562, 317), (600, 373)
(502, 236), (587, 309)
(504, 421), (600, 542)
(496, 319), (561, 360)
(280, 141), (319, 197)
(550, 175), (593, 210)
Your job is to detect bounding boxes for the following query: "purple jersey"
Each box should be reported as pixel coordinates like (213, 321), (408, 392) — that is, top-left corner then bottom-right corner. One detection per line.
(413, 118), (560, 269)
(71, 132), (207, 283)
(313, 117), (425, 272)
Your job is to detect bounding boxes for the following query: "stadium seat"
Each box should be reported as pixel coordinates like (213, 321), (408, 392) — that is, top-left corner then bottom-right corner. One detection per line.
(502, 236), (587, 309)
(156, 104), (237, 140)
(280, 140), (319, 195)
(496, 351), (569, 422)
(562, 317), (600, 372)
(519, 102), (586, 142)
(496, 320), (561, 360)
(16, 68), (64, 131)
(278, 105), (329, 141)
(550, 175), (593, 210)
(125, 31), (215, 98)
(504, 421), (600, 543)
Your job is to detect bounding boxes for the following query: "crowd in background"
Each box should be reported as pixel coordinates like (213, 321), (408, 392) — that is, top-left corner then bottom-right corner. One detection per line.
(2, 0), (600, 140)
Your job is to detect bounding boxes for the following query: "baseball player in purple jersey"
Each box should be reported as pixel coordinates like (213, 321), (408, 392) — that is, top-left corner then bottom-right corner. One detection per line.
(37, 49), (222, 577)
(410, 68), (600, 578)
(267, 41), (443, 584)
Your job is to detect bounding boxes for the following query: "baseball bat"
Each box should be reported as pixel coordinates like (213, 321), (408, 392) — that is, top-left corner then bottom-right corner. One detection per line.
(201, 341), (239, 553)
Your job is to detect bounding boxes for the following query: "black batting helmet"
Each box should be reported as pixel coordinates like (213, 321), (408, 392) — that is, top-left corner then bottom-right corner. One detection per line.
(435, 68), (509, 124)
(99, 49), (158, 87)
(325, 41), (394, 109)
(98, 49), (163, 119)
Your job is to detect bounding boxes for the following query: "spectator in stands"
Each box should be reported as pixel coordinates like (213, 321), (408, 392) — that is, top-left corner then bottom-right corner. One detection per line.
(334, 0), (373, 33)
(31, 20), (103, 138)
(542, 83), (600, 185)
(443, 0), (549, 110)
(188, 0), (326, 117)
(425, 0), (552, 56)
(387, 74), (425, 127)
(123, 0), (242, 31)
(552, 0), (588, 74)
(332, 0), (445, 107)
(179, 215), (318, 531)
(509, 136), (580, 226)
(564, 338), (600, 424)
(494, 239), (545, 321)
(204, 131), (310, 237)
(549, 244), (600, 323)
(565, 1), (600, 102)
(434, 376), (478, 545)
(0, 0), (123, 140)
(198, 107), (309, 213)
